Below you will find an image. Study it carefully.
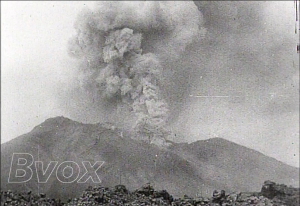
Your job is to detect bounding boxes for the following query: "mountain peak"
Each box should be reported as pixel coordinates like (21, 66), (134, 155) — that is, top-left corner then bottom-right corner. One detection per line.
(30, 116), (81, 133)
(42, 116), (74, 124)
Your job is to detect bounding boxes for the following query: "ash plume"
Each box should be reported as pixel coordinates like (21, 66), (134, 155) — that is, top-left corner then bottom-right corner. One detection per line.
(66, 1), (205, 142)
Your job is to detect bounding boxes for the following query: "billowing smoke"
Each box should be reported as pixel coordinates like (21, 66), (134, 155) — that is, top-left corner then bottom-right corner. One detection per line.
(66, 1), (205, 142)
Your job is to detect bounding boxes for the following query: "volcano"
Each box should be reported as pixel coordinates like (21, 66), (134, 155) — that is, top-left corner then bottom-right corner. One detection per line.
(1, 116), (298, 201)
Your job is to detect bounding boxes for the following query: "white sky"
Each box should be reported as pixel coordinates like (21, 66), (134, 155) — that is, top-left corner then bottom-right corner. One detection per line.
(2, 1), (94, 142)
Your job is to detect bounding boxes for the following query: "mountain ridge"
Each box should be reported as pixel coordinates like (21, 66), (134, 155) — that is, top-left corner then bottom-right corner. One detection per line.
(1, 116), (299, 200)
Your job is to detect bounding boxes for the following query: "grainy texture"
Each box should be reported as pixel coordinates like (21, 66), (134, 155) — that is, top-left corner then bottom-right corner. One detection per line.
(1, 181), (299, 206)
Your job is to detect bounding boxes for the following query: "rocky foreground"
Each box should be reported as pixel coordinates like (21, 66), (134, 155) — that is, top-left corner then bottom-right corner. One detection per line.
(1, 181), (299, 206)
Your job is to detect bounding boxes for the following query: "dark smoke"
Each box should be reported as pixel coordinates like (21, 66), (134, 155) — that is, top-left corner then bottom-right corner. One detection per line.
(58, 1), (298, 146)
(62, 1), (205, 142)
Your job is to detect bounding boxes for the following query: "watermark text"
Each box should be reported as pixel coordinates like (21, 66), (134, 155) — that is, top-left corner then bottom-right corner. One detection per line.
(8, 153), (104, 184)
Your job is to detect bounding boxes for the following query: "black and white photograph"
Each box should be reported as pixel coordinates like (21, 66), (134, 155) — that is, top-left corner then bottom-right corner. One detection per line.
(1, 1), (299, 205)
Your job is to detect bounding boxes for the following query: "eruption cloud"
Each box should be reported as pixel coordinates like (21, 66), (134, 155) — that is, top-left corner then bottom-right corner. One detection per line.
(67, 1), (205, 142)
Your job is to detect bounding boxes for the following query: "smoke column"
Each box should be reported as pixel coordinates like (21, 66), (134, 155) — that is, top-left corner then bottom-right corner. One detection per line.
(66, 1), (205, 142)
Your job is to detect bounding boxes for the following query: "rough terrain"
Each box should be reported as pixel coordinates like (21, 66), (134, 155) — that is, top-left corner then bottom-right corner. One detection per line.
(1, 181), (299, 206)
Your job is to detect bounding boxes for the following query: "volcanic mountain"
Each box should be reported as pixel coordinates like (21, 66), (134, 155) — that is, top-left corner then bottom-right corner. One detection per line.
(1, 116), (298, 200)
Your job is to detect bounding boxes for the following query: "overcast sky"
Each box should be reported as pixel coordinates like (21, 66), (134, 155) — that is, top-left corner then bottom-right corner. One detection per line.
(1, 1), (299, 167)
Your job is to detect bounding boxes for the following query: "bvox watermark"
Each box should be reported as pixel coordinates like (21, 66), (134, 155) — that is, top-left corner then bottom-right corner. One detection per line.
(8, 153), (105, 184)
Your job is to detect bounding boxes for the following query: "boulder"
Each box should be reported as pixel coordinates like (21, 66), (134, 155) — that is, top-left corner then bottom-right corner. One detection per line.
(212, 190), (226, 204)
(114, 184), (128, 194)
(135, 183), (154, 196)
(261, 180), (277, 199)
(153, 189), (173, 202)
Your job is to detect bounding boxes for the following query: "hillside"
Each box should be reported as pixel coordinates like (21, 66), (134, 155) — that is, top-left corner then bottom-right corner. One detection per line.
(1, 116), (299, 201)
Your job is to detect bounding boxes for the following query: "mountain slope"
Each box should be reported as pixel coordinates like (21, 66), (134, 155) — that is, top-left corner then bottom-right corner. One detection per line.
(171, 138), (299, 193)
(1, 117), (298, 200)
